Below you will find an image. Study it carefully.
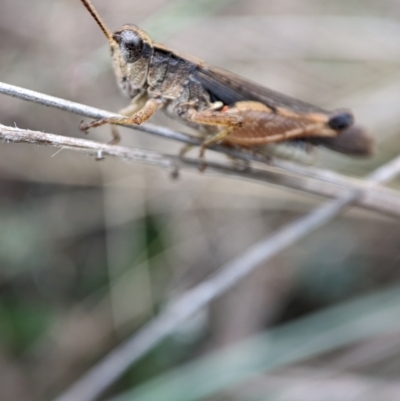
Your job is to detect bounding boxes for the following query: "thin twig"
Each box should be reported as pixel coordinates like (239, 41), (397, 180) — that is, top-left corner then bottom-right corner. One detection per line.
(0, 81), (391, 194)
(0, 124), (173, 168)
(53, 153), (400, 401)
(1, 123), (400, 217)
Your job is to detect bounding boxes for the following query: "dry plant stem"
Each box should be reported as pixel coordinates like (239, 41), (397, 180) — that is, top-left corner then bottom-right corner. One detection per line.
(1, 123), (400, 217)
(0, 81), (390, 193)
(0, 124), (173, 168)
(54, 154), (400, 401)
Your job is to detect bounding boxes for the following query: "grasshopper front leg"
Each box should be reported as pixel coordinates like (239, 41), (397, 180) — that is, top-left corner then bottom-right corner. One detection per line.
(80, 98), (162, 134)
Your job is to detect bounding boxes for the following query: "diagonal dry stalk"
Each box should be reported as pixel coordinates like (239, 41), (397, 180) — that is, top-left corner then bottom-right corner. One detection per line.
(1, 123), (400, 217)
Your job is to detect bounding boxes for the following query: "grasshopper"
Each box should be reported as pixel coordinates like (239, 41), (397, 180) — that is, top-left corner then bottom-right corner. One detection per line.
(79, 0), (374, 162)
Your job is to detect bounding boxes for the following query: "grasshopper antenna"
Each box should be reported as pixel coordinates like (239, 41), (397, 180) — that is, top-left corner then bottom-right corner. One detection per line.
(80, 0), (116, 44)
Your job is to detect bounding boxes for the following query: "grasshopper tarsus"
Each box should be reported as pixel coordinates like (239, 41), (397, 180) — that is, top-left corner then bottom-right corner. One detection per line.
(108, 126), (122, 145)
(170, 164), (181, 180)
(79, 120), (91, 133)
(198, 159), (208, 173)
(79, 117), (115, 133)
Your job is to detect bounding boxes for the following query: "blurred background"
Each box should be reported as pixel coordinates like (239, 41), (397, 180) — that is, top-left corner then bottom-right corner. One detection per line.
(1, 0), (400, 400)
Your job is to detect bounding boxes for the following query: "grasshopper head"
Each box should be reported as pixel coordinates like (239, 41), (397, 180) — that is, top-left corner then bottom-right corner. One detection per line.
(80, 0), (153, 98)
(110, 25), (153, 98)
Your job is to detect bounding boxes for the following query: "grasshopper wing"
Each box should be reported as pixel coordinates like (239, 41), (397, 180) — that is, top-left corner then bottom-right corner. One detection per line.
(194, 63), (327, 114)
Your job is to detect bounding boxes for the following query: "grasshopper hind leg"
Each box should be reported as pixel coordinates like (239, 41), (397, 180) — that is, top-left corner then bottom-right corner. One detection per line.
(170, 144), (195, 179)
(176, 104), (244, 170)
(199, 127), (235, 159)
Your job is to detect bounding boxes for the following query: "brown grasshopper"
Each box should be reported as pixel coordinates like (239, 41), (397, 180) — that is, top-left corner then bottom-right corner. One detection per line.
(79, 0), (374, 162)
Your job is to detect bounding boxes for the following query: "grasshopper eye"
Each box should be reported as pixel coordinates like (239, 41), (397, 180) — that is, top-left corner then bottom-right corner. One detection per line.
(328, 112), (354, 131)
(113, 30), (143, 63)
